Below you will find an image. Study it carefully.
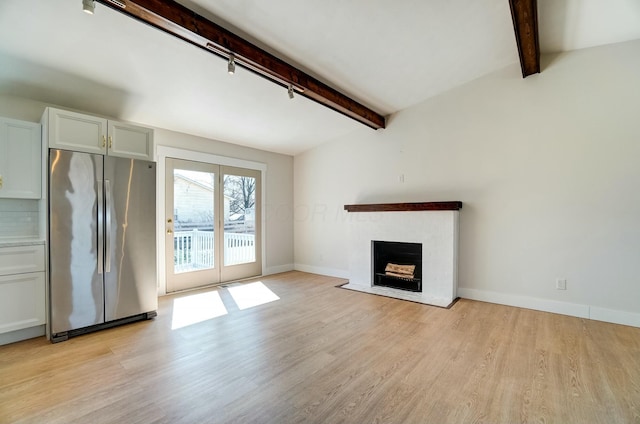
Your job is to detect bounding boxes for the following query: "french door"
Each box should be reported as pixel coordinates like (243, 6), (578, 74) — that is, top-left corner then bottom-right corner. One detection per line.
(165, 158), (261, 292)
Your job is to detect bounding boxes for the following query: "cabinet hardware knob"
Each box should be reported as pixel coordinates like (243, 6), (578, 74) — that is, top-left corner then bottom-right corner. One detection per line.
(167, 228), (173, 234)
(0, 175), (3, 189)
(108, 136), (113, 149)
(102, 135), (106, 148)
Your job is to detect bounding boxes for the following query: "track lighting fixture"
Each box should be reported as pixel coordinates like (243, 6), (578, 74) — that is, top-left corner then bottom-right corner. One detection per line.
(288, 84), (294, 100)
(82, 0), (95, 14)
(227, 54), (235, 75)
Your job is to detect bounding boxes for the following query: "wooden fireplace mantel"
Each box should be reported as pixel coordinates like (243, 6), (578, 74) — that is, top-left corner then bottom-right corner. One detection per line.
(344, 201), (462, 213)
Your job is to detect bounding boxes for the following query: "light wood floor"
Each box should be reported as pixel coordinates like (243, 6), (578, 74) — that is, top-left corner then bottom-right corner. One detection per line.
(1, 271), (639, 424)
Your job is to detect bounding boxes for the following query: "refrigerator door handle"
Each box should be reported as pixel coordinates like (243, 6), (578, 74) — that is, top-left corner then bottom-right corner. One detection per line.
(97, 180), (104, 275)
(105, 179), (112, 273)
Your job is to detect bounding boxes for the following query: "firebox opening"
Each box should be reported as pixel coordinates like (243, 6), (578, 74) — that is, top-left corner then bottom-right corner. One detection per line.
(372, 240), (422, 292)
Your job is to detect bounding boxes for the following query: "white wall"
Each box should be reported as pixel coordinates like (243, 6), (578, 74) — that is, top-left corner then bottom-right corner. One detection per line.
(294, 40), (640, 326)
(0, 95), (50, 122)
(0, 94), (295, 277)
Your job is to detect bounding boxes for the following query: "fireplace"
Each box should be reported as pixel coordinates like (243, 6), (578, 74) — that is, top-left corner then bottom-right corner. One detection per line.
(372, 241), (422, 292)
(344, 202), (461, 307)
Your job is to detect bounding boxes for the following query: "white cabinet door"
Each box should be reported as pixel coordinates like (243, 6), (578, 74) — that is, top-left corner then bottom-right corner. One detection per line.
(108, 120), (154, 161)
(47, 108), (107, 155)
(0, 272), (46, 333)
(0, 117), (42, 199)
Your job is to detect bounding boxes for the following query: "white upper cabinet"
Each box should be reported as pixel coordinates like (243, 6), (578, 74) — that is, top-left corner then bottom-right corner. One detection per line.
(47, 108), (107, 155)
(44, 107), (154, 161)
(107, 120), (154, 161)
(0, 117), (42, 199)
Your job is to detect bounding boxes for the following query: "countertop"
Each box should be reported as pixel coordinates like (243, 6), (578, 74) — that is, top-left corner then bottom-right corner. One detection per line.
(0, 238), (46, 248)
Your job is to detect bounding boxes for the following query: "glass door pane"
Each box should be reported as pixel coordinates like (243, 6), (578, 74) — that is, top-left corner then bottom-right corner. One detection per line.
(223, 173), (256, 266)
(173, 168), (216, 273)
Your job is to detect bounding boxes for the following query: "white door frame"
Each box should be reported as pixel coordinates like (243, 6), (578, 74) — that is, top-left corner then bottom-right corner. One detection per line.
(156, 146), (267, 295)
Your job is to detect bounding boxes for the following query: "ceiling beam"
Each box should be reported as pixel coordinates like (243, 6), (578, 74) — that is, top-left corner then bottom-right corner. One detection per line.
(95, 0), (386, 129)
(508, 0), (540, 77)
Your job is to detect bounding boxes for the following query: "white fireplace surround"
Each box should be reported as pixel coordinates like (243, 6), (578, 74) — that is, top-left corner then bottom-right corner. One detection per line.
(344, 204), (459, 307)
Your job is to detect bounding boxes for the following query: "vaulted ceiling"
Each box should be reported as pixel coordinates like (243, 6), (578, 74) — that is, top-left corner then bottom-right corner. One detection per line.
(0, 0), (639, 155)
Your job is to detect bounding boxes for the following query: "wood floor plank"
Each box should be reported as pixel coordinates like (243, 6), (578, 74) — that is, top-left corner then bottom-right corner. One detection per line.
(1, 271), (639, 423)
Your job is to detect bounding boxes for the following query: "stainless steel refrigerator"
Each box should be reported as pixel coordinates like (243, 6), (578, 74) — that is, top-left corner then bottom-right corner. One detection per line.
(48, 148), (157, 342)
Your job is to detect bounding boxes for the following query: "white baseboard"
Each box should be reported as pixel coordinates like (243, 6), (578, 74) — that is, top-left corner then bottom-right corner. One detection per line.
(293, 263), (349, 279)
(0, 325), (45, 346)
(457, 288), (640, 328)
(457, 288), (590, 318)
(590, 306), (640, 328)
(263, 263), (294, 276)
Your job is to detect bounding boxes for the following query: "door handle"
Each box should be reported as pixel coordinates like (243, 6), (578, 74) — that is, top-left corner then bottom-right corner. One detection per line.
(105, 180), (112, 273)
(97, 180), (104, 275)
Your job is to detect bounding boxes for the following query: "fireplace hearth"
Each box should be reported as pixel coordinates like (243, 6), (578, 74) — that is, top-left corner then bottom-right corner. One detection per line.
(372, 241), (422, 292)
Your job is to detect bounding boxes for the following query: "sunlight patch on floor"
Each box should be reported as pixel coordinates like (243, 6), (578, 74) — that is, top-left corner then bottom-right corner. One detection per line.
(171, 291), (228, 329)
(228, 281), (280, 310)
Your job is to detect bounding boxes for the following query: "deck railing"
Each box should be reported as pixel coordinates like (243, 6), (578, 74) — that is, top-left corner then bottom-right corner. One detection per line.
(174, 229), (255, 272)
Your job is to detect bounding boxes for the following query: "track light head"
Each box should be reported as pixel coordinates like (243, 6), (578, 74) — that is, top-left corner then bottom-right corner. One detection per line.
(82, 0), (95, 14)
(288, 84), (294, 100)
(227, 54), (236, 75)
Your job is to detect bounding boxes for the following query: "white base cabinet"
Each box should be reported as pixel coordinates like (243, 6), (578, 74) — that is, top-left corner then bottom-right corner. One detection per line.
(44, 107), (154, 161)
(0, 244), (46, 343)
(0, 272), (45, 333)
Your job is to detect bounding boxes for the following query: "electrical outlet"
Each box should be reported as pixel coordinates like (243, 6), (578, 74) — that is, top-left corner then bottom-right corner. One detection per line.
(556, 278), (567, 290)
